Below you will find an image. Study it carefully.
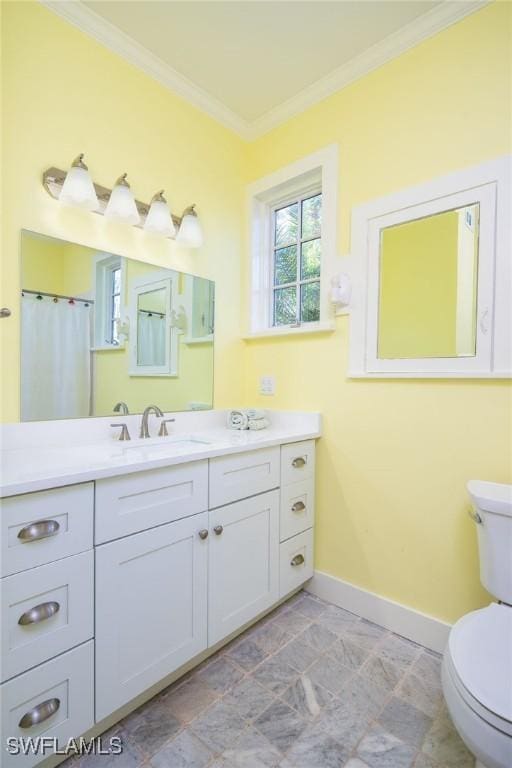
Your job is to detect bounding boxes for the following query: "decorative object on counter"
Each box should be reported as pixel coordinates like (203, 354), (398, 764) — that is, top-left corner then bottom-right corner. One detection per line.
(43, 154), (203, 247)
(227, 409), (269, 430)
(227, 410), (249, 430)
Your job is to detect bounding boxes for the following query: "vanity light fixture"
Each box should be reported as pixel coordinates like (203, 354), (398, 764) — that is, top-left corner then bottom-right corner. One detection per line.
(176, 205), (204, 249)
(42, 156), (203, 248)
(58, 154), (99, 211)
(104, 173), (140, 225)
(144, 190), (176, 238)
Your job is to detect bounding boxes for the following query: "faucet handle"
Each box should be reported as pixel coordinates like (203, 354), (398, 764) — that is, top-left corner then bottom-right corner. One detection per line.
(158, 418), (176, 437)
(111, 423), (131, 441)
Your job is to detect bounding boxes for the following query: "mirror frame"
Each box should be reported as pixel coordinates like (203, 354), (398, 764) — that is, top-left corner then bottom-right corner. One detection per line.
(129, 273), (178, 377)
(348, 155), (511, 378)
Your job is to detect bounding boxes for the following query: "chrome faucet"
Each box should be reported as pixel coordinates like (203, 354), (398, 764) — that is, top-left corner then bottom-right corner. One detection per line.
(139, 405), (164, 439)
(113, 401), (129, 415)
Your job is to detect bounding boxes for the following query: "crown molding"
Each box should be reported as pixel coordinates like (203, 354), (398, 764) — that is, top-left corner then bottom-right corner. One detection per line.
(39, 0), (251, 139)
(247, 0), (490, 139)
(40, 0), (490, 142)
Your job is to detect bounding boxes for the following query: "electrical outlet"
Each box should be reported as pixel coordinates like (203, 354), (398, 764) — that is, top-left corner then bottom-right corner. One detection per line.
(260, 376), (275, 395)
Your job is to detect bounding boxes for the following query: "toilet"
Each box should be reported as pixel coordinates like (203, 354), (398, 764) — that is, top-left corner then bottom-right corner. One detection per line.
(442, 481), (512, 768)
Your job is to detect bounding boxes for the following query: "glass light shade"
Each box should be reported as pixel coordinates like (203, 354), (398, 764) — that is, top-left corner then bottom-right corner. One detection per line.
(59, 164), (99, 211)
(176, 210), (203, 248)
(144, 196), (176, 238)
(105, 177), (140, 225)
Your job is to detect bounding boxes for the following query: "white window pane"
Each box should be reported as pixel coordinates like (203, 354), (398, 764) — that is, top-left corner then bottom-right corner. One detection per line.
(302, 194), (322, 240)
(300, 281), (320, 322)
(274, 245), (297, 286)
(301, 239), (321, 280)
(275, 203), (299, 248)
(274, 286), (297, 325)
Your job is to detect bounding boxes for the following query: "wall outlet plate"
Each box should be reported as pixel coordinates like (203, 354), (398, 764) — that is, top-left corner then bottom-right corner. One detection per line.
(260, 376), (275, 395)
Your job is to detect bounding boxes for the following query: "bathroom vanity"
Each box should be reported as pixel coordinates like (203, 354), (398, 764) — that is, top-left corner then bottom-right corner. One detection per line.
(0, 410), (320, 767)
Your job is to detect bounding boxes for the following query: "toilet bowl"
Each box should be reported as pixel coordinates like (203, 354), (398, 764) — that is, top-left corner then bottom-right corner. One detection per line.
(442, 481), (512, 768)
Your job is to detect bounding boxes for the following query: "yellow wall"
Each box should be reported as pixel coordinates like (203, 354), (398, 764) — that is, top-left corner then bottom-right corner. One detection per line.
(378, 210), (459, 359)
(2, 1), (511, 626)
(243, 1), (512, 624)
(1, 0), (244, 421)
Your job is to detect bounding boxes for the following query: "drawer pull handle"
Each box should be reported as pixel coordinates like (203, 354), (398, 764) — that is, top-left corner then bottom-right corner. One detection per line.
(292, 457), (306, 468)
(18, 698), (60, 729)
(18, 601), (60, 626)
(213, 525), (223, 536)
(291, 554), (305, 567)
(198, 529), (209, 540)
(292, 501), (306, 513)
(18, 520), (60, 543)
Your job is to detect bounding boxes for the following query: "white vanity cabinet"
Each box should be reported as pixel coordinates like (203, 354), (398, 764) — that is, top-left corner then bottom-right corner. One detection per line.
(208, 490), (280, 645)
(95, 513), (209, 720)
(0, 437), (316, 766)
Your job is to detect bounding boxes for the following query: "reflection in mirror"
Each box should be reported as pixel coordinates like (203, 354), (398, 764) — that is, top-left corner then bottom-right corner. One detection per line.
(20, 231), (214, 421)
(378, 204), (479, 359)
(137, 288), (167, 367)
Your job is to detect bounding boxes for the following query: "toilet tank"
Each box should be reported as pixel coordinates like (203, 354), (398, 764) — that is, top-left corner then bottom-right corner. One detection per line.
(467, 481), (512, 604)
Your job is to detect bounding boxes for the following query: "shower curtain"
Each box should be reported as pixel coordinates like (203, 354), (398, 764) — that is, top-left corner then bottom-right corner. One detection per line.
(137, 312), (166, 367)
(21, 295), (92, 421)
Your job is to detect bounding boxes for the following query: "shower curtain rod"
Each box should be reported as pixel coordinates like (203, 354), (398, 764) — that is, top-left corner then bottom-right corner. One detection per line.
(22, 289), (94, 305)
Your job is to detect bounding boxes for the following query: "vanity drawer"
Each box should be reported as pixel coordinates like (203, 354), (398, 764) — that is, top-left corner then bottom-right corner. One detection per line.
(281, 441), (315, 487)
(279, 529), (314, 598)
(0, 484), (94, 577)
(0, 641), (94, 768)
(280, 479), (315, 542)
(95, 461), (208, 544)
(0, 551), (94, 683)
(209, 447), (280, 508)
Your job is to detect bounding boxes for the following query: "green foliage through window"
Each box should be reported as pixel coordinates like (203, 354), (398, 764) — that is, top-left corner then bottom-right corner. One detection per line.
(272, 193), (322, 326)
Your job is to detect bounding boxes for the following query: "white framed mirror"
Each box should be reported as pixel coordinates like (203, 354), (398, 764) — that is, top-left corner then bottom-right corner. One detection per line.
(129, 274), (178, 377)
(349, 156), (511, 378)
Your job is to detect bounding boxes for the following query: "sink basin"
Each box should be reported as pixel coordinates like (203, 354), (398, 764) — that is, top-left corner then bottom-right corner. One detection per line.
(121, 435), (211, 451)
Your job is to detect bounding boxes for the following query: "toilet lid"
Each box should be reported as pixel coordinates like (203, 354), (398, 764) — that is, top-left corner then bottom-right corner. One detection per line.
(449, 604), (512, 723)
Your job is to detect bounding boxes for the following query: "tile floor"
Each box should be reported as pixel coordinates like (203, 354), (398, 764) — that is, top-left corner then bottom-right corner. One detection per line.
(68, 591), (476, 768)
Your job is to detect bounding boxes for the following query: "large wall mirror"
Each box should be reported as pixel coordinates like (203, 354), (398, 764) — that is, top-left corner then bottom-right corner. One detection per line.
(20, 231), (215, 421)
(349, 157), (511, 378)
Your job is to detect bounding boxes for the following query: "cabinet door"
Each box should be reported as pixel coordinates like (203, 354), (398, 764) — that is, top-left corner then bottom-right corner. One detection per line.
(208, 490), (279, 646)
(95, 513), (208, 721)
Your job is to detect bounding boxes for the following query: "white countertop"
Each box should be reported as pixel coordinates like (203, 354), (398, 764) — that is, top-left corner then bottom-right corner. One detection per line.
(0, 411), (321, 497)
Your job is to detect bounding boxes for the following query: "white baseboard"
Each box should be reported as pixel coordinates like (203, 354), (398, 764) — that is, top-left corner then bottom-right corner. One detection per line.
(306, 570), (451, 654)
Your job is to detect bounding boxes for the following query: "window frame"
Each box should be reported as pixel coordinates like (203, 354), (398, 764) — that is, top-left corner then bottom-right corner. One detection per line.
(246, 144), (338, 338)
(270, 187), (322, 328)
(92, 253), (125, 350)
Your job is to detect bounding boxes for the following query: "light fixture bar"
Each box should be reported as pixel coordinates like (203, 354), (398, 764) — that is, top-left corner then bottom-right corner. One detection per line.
(42, 166), (184, 232)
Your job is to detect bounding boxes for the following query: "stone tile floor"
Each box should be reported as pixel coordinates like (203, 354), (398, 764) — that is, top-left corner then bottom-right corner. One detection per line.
(68, 591), (476, 767)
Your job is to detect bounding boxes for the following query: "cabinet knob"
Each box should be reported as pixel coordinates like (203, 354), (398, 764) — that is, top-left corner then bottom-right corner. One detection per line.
(292, 501), (306, 513)
(18, 698), (60, 729)
(17, 519), (60, 543)
(291, 554), (305, 567)
(198, 529), (209, 540)
(213, 525), (223, 536)
(18, 601), (60, 626)
(292, 457), (306, 468)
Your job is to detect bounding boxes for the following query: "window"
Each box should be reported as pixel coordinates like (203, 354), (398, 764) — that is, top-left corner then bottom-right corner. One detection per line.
(247, 145), (338, 337)
(108, 265), (121, 344)
(93, 254), (124, 349)
(272, 192), (322, 326)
